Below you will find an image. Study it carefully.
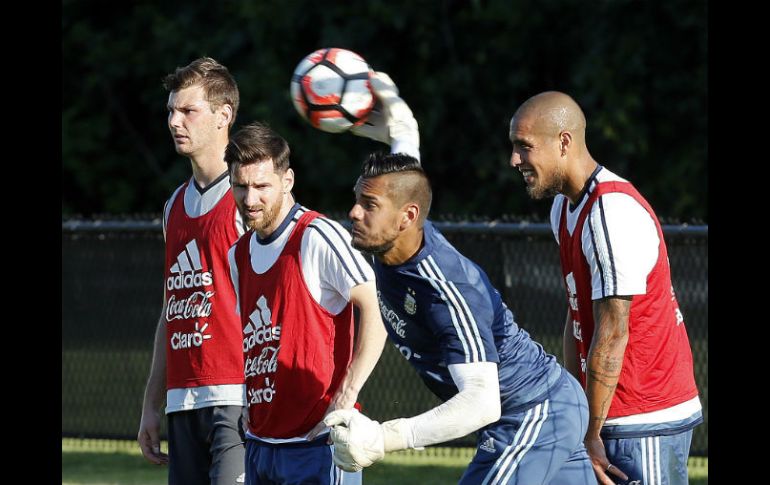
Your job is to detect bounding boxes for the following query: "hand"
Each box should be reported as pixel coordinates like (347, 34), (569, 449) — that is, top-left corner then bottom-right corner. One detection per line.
(137, 409), (168, 465)
(324, 409), (386, 472)
(240, 406), (251, 437)
(351, 72), (420, 158)
(585, 436), (628, 485)
(306, 387), (359, 441)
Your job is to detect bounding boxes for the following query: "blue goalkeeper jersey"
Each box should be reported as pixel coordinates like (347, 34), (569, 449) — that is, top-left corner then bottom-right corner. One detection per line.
(374, 221), (562, 412)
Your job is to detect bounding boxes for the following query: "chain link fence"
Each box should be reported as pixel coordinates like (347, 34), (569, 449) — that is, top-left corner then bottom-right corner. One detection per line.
(62, 219), (707, 455)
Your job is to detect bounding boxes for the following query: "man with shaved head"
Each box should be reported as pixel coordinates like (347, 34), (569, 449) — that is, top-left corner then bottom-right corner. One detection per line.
(510, 92), (702, 485)
(324, 152), (597, 484)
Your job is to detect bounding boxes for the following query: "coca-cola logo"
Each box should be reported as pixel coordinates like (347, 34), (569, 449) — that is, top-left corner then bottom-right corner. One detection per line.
(166, 291), (215, 322)
(378, 292), (407, 338)
(245, 345), (280, 378)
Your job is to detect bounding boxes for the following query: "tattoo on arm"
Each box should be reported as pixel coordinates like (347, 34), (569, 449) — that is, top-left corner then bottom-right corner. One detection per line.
(586, 296), (632, 430)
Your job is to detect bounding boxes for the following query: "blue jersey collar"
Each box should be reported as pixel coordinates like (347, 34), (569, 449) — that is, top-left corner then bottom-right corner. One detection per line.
(255, 202), (302, 245)
(402, 220), (435, 266)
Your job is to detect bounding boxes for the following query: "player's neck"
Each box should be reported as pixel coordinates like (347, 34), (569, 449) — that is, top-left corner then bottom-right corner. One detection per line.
(563, 156), (599, 204)
(380, 228), (424, 266)
(189, 140), (230, 188)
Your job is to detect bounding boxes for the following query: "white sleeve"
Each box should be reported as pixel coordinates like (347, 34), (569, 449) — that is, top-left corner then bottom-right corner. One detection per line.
(581, 193), (659, 299)
(234, 209), (246, 236)
(549, 196), (566, 244)
(162, 183), (186, 242)
(227, 244), (241, 316)
(301, 218), (375, 314)
(162, 200), (169, 242)
(401, 362), (501, 448)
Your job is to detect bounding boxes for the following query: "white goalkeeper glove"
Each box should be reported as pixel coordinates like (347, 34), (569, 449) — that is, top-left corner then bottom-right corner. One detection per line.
(323, 409), (411, 472)
(351, 72), (420, 160)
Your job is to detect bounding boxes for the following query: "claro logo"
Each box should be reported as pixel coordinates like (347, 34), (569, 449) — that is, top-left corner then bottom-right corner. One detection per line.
(170, 321), (212, 350)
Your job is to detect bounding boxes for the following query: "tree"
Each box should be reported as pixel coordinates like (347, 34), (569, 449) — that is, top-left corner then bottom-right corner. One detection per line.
(62, 0), (707, 221)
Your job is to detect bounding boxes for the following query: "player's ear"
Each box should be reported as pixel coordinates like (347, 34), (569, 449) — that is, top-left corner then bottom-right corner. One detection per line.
(282, 168), (295, 194)
(559, 131), (572, 156)
(400, 203), (419, 230)
(218, 104), (233, 129)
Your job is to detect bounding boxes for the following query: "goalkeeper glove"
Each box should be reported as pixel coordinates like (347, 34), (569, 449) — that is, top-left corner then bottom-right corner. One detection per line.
(351, 72), (420, 160)
(324, 409), (411, 472)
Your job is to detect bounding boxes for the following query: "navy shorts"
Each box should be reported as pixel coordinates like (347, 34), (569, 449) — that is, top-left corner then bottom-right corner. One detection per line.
(604, 429), (694, 485)
(460, 370), (597, 485)
(245, 435), (361, 485)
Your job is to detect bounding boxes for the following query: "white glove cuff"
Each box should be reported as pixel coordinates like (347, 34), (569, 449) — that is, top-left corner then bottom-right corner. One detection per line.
(390, 139), (421, 161)
(381, 418), (413, 452)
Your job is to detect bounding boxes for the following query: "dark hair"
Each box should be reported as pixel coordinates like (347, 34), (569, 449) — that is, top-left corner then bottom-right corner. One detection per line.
(360, 152), (432, 221)
(360, 152), (423, 178)
(163, 57), (239, 128)
(225, 121), (291, 173)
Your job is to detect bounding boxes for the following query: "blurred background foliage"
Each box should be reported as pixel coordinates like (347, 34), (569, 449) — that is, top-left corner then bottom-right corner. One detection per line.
(62, 0), (707, 221)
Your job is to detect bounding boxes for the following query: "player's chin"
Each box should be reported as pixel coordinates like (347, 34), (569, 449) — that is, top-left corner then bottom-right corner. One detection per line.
(173, 144), (193, 156)
(351, 234), (380, 253)
(244, 217), (263, 231)
(526, 183), (548, 200)
(350, 234), (368, 251)
(353, 237), (393, 256)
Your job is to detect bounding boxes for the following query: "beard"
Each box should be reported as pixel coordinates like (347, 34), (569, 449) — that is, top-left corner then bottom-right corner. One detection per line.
(526, 166), (567, 200)
(351, 227), (397, 256)
(244, 197), (283, 235)
(527, 182), (563, 200)
(351, 237), (395, 256)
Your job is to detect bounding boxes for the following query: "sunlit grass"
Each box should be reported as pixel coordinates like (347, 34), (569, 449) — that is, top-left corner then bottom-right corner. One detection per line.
(62, 438), (707, 485)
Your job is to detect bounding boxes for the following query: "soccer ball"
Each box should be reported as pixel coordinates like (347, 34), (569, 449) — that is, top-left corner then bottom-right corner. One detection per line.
(290, 48), (375, 133)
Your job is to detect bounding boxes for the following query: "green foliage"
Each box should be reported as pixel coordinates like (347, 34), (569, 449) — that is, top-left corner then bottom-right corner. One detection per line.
(62, 0), (707, 221)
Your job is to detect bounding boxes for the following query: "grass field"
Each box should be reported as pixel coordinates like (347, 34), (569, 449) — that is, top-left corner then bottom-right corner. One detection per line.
(63, 439), (708, 485)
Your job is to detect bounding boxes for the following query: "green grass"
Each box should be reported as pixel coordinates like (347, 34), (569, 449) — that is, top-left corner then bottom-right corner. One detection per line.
(63, 439), (166, 485)
(63, 439), (707, 484)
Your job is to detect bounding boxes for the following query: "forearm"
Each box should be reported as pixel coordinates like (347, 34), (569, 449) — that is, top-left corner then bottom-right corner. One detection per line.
(562, 308), (580, 380)
(142, 308), (168, 412)
(585, 297), (631, 438)
(340, 282), (387, 404)
(388, 362), (501, 450)
(323, 363), (500, 472)
(337, 318), (387, 405)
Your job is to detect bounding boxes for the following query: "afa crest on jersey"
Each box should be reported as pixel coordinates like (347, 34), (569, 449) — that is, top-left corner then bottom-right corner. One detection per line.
(404, 288), (417, 315)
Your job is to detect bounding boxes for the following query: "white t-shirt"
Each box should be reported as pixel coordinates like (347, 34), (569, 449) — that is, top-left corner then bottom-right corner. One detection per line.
(162, 172), (245, 240)
(550, 166), (660, 300)
(228, 204), (375, 317)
